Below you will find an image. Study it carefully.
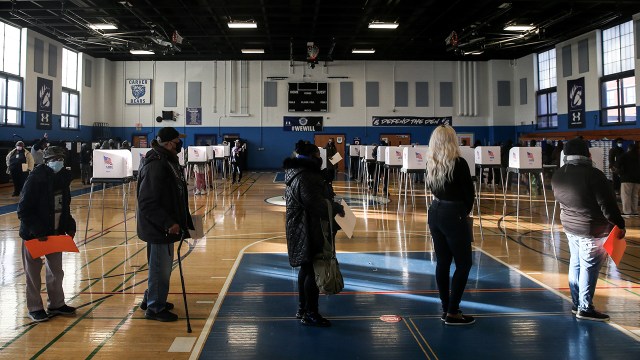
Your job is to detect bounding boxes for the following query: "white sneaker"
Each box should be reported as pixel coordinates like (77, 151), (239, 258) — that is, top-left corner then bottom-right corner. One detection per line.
(194, 190), (200, 195)
(200, 189), (207, 195)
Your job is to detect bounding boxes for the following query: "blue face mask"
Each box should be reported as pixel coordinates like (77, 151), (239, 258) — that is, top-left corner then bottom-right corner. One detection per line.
(47, 160), (64, 173)
(617, 142), (623, 147)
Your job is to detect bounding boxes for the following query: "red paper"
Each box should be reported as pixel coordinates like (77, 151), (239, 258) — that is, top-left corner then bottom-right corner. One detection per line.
(25, 235), (79, 259)
(603, 226), (626, 266)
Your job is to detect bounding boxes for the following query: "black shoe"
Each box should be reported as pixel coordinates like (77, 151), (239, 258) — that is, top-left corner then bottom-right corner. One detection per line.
(301, 312), (331, 327)
(47, 304), (76, 316)
(140, 301), (174, 311)
(295, 308), (304, 319)
(444, 313), (475, 326)
(145, 309), (178, 322)
(576, 309), (610, 322)
(28, 310), (50, 322)
(11, 193), (19, 197)
(441, 312), (446, 322)
(571, 306), (578, 315)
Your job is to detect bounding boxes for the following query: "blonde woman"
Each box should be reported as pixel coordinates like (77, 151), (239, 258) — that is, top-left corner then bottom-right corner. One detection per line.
(426, 125), (475, 325)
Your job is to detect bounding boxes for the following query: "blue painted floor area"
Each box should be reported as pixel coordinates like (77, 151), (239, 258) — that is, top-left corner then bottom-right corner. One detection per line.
(0, 184), (102, 216)
(199, 252), (640, 359)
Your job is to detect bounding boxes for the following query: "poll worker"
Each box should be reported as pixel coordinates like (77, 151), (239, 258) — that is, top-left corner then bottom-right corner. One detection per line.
(17, 146), (76, 322)
(552, 137), (625, 322)
(6, 141), (34, 196)
(425, 125), (475, 326)
(137, 127), (194, 322)
(231, 139), (246, 183)
(323, 138), (337, 183)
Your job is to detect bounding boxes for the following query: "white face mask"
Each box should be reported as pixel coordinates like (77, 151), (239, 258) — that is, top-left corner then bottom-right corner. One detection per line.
(47, 160), (64, 173)
(16, 146), (23, 150)
(617, 143), (623, 147)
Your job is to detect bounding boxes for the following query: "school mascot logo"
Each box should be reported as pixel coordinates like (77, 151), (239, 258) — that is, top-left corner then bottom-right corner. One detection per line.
(131, 84), (146, 100)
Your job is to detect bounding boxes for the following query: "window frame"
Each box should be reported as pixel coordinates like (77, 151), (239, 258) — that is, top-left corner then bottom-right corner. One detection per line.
(0, 71), (23, 127)
(600, 70), (636, 125)
(61, 87), (80, 130)
(536, 87), (558, 129)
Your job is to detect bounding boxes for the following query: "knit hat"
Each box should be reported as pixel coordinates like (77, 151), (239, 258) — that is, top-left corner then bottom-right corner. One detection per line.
(15, 141), (24, 147)
(43, 146), (66, 160)
(563, 137), (589, 157)
(297, 143), (320, 157)
(156, 127), (185, 142)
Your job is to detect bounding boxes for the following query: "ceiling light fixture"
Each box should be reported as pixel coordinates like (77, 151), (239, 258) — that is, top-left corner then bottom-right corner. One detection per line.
(89, 23), (118, 30)
(368, 21), (399, 29)
(504, 24), (535, 32)
(228, 20), (257, 29)
(241, 49), (264, 54)
(352, 48), (375, 54)
(130, 49), (155, 55)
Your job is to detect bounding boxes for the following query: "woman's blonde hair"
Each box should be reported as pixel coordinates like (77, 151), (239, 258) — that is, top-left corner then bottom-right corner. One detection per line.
(426, 125), (460, 191)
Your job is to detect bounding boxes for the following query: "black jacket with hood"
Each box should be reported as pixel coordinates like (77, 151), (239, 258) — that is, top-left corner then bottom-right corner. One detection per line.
(18, 165), (76, 240)
(136, 141), (194, 244)
(552, 156), (625, 237)
(283, 156), (343, 267)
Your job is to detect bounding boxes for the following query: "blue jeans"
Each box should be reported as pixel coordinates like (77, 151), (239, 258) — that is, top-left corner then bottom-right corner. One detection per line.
(146, 243), (175, 313)
(566, 232), (607, 312)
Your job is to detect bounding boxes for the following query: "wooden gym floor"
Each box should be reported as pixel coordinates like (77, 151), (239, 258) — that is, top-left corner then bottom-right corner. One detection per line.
(0, 171), (638, 359)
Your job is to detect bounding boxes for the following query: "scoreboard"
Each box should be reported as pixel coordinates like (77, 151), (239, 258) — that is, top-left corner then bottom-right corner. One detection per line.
(288, 82), (328, 112)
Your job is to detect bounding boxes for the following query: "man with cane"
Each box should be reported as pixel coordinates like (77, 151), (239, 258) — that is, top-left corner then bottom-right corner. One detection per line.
(137, 127), (194, 325)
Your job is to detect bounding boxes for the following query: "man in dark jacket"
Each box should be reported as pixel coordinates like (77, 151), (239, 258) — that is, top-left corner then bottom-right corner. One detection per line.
(284, 143), (344, 327)
(323, 138), (337, 183)
(608, 137), (624, 194)
(18, 146), (77, 322)
(137, 127), (193, 322)
(80, 143), (92, 185)
(552, 138), (625, 322)
(616, 142), (640, 216)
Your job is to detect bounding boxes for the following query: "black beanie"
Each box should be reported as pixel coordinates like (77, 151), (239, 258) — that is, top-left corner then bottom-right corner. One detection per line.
(564, 137), (589, 157)
(156, 127), (185, 142)
(297, 143), (320, 157)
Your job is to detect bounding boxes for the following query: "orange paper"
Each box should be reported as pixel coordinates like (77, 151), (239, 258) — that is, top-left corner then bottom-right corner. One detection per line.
(603, 226), (626, 266)
(25, 235), (79, 259)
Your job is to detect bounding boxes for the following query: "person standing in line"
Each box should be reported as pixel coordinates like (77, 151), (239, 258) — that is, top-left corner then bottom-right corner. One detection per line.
(6, 141), (34, 196)
(323, 138), (337, 183)
(616, 142), (640, 216)
(137, 127), (194, 322)
(231, 139), (245, 184)
(608, 138), (625, 194)
(31, 135), (48, 166)
(283, 143), (344, 328)
(552, 137), (625, 321)
(193, 163), (207, 195)
(17, 146), (77, 322)
(425, 125), (475, 326)
(80, 143), (92, 185)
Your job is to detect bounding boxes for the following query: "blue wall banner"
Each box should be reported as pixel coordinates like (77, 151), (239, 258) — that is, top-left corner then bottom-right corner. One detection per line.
(567, 77), (585, 128)
(36, 77), (53, 130)
(283, 116), (323, 131)
(186, 107), (202, 125)
(125, 79), (152, 104)
(372, 116), (452, 127)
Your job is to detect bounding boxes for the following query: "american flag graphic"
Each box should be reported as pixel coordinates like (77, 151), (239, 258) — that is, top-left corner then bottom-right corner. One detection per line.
(488, 150), (495, 157)
(103, 156), (113, 165)
(194, 149), (199, 156)
(395, 150), (402, 158)
(527, 152), (534, 161)
(415, 152), (423, 160)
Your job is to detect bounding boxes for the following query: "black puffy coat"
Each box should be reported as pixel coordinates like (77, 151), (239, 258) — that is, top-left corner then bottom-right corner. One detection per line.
(136, 142), (193, 244)
(616, 149), (640, 184)
(18, 165), (76, 240)
(284, 157), (343, 267)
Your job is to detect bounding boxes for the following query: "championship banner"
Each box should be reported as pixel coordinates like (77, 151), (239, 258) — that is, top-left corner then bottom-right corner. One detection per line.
(36, 77), (53, 130)
(567, 77), (585, 128)
(283, 116), (323, 131)
(186, 107), (202, 125)
(372, 116), (452, 127)
(125, 79), (152, 105)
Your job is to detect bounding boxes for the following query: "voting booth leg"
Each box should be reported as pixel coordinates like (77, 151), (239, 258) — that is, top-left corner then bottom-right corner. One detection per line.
(177, 237), (192, 333)
(540, 173), (550, 220)
(122, 183), (129, 265)
(396, 172), (403, 212)
(475, 179), (485, 242)
(84, 182), (95, 244)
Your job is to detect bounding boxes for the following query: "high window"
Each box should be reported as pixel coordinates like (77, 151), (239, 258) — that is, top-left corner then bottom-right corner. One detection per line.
(61, 48), (79, 129)
(0, 21), (22, 126)
(536, 48), (557, 129)
(601, 20), (635, 125)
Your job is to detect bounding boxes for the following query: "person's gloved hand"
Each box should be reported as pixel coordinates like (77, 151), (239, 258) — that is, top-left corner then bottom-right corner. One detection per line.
(619, 228), (626, 239)
(168, 223), (180, 235)
(67, 231), (76, 239)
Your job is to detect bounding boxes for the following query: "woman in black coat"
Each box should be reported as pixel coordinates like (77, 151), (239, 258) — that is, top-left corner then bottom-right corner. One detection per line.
(283, 143), (344, 327)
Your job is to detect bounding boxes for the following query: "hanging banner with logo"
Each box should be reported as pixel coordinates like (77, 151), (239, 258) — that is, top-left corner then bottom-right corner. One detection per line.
(283, 116), (323, 131)
(371, 116), (452, 127)
(186, 107), (202, 125)
(567, 77), (585, 128)
(125, 79), (152, 105)
(36, 77), (53, 130)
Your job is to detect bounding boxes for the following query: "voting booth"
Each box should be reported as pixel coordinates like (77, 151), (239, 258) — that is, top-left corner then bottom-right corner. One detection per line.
(459, 146), (476, 177)
(319, 147), (327, 170)
(188, 146), (209, 163)
(474, 146), (501, 165)
(376, 146), (387, 162)
(131, 148), (151, 173)
(509, 147), (542, 169)
(559, 148), (605, 172)
(92, 150), (133, 179)
(349, 145), (361, 157)
(402, 146), (427, 170)
(363, 146), (376, 161)
(385, 147), (403, 166)
(178, 150), (185, 166)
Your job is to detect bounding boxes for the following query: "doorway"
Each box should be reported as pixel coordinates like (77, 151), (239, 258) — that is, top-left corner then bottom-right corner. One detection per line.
(314, 134), (346, 172)
(380, 134), (411, 146)
(132, 135), (148, 148)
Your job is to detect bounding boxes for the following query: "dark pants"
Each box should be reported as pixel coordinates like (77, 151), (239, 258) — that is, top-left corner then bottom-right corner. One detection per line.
(10, 168), (27, 195)
(428, 199), (473, 314)
(349, 156), (359, 179)
(231, 162), (242, 182)
(298, 262), (319, 314)
(80, 164), (91, 184)
(612, 172), (621, 193)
